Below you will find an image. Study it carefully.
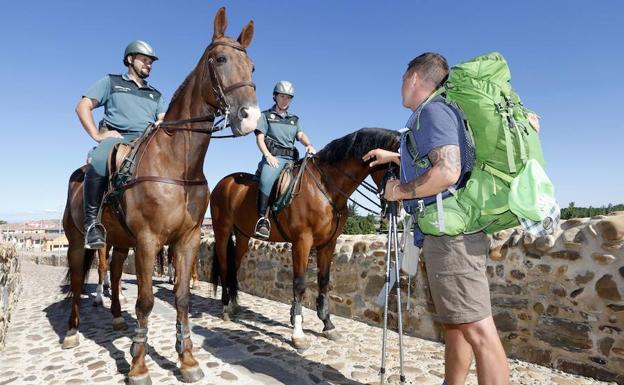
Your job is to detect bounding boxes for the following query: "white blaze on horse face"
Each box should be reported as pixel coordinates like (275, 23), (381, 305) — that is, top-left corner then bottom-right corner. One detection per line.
(239, 105), (260, 135)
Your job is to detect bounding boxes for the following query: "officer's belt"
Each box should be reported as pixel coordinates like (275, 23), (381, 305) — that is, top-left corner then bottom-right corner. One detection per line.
(265, 137), (296, 158)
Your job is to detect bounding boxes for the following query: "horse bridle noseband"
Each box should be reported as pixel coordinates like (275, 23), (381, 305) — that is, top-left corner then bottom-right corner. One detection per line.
(159, 40), (256, 134)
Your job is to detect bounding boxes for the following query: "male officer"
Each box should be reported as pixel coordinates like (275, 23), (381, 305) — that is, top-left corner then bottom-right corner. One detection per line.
(76, 40), (166, 249)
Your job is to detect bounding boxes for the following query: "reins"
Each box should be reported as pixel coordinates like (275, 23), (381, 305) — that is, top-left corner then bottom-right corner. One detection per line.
(121, 40), (256, 189)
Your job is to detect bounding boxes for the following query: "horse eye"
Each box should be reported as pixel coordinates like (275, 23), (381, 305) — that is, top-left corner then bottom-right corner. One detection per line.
(252, 65), (255, 73)
(216, 56), (227, 64)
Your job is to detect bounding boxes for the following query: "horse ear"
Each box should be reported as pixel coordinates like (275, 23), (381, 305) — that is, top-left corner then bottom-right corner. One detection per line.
(237, 20), (254, 48)
(213, 6), (227, 40)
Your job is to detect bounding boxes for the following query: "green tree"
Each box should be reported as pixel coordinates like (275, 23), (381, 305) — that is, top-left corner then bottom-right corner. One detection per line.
(0, 220), (7, 225)
(561, 202), (623, 219)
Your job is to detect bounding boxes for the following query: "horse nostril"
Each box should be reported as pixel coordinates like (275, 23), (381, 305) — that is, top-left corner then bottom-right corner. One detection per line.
(238, 107), (248, 119)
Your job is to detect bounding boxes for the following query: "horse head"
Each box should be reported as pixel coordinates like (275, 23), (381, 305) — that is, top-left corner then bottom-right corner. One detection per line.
(201, 7), (259, 136)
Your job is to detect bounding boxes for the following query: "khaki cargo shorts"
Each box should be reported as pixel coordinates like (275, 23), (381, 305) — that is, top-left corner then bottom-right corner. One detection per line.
(422, 232), (491, 325)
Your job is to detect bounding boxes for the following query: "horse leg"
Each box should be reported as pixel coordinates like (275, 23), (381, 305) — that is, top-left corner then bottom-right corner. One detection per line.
(172, 236), (205, 383)
(189, 255), (198, 290)
(212, 227), (231, 319)
(127, 242), (158, 385)
(225, 230), (248, 316)
(290, 236), (312, 350)
(93, 246), (109, 307)
(316, 242), (341, 341)
(110, 246), (129, 331)
(62, 240), (94, 349)
(168, 248), (175, 285)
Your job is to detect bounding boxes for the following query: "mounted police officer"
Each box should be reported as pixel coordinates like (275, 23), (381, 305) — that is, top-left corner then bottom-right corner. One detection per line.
(75, 40), (167, 249)
(254, 80), (315, 239)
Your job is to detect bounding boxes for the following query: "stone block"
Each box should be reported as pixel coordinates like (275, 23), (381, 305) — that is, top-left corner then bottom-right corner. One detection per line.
(592, 253), (617, 265)
(535, 316), (592, 352)
(493, 311), (518, 332)
(574, 271), (595, 285)
(596, 215), (624, 241)
(556, 359), (624, 384)
(595, 274), (622, 301)
(549, 250), (581, 261)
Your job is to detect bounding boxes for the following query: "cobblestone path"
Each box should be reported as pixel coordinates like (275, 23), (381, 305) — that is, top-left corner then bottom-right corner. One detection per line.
(0, 262), (615, 385)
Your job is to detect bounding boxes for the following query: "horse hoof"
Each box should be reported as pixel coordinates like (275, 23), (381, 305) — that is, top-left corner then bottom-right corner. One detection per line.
(93, 298), (103, 307)
(291, 336), (310, 351)
(112, 317), (127, 331)
(62, 329), (80, 349)
(128, 373), (152, 385)
(222, 312), (231, 322)
(323, 328), (343, 341)
(180, 365), (205, 383)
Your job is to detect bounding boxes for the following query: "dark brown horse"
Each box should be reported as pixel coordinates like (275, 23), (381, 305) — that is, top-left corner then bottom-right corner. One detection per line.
(210, 128), (399, 349)
(62, 7), (258, 384)
(93, 246), (126, 306)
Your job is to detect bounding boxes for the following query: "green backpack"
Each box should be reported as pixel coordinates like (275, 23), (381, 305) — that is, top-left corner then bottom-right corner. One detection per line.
(417, 52), (547, 235)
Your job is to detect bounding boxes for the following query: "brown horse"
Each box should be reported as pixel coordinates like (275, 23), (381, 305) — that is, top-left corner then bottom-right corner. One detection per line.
(62, 7), (258, 384)
(210, 128), (399, 349)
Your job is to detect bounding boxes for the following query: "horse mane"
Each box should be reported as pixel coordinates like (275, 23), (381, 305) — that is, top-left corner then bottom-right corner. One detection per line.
(316, 127), (400, 163)
(167, 72), (194, 112)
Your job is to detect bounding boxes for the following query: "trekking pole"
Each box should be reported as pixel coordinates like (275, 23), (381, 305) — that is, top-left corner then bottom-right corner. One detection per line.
(379, 168), (406, 385)
(391, 203), (406, 384)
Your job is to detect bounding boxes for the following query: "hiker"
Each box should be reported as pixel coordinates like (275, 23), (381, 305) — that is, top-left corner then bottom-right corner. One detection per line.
(76, 40), (166, 249)
(363, 52), (509, 385)
(253, 80), (315, 239)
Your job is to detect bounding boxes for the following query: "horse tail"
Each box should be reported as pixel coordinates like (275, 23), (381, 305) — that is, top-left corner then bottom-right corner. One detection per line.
(210, 232), (238, 302)
(226, 234), (238, 302)
(63, 249), (95, 298)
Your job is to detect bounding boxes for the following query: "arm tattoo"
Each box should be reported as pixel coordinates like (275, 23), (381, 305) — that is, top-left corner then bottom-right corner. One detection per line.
(397, 144), (460, 198)
(428, 145), (461, 175)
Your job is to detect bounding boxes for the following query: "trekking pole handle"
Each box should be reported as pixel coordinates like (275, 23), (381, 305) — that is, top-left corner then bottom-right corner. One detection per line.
(385, 165), (398, 218)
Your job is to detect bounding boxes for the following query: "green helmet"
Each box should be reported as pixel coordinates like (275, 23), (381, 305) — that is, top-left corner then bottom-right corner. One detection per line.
(273, 80), (295, 97)
(123, 40), (158, 66)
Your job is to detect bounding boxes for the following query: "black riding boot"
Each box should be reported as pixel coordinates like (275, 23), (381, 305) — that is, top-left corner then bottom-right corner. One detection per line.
(83, 165), (107, 249)
(254, 192), (271, 239)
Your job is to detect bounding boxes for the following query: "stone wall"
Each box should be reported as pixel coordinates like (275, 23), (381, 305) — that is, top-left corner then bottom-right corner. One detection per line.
(0, 243), (22, 351)
(194, 213), (624, 383)
(38, 213), (622, 381)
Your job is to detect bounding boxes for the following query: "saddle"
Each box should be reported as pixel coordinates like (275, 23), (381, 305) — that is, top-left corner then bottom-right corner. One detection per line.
(270, 156), (309, 214)
(104, 124), (156, 199)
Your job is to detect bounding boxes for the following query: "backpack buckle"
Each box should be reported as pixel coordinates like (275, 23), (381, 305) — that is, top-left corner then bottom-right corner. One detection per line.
(416, 200), (425, 218)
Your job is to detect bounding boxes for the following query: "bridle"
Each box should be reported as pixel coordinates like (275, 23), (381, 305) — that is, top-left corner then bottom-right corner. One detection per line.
(159, 40), (256, 135)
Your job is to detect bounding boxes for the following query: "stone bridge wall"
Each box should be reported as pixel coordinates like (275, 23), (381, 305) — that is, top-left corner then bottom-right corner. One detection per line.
(193, 213), (624, 383)
(0, 244), (22, 351)
(30, 213), (624, 381)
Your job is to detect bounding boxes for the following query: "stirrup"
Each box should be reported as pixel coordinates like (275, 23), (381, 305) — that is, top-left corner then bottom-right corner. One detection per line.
(254, 217), (271, 239)
(85, 223), (107, 249)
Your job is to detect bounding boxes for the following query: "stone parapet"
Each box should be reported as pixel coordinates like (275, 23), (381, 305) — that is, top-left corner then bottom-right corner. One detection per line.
(196, 213), (624, 383)
(0, 243), (22, 351)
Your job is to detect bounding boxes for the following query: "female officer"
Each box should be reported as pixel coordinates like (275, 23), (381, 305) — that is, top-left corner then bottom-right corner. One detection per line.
(254, 80), (315, 239)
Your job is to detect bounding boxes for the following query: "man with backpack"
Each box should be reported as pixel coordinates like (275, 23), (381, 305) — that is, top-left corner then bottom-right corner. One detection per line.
(363, 52), (509, 385)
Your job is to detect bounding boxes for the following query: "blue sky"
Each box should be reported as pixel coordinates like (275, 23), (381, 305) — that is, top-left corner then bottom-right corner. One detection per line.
(0, 1), (622, 222)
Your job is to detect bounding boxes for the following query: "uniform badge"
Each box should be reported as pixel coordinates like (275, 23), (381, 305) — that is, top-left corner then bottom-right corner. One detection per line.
(270, 114), (275, 119)
(149, 94), (154, 99)
(290, 120), (294, 124)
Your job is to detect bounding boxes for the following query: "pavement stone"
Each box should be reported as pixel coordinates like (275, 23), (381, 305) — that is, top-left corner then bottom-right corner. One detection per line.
(0, 261), (617, 385)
